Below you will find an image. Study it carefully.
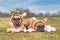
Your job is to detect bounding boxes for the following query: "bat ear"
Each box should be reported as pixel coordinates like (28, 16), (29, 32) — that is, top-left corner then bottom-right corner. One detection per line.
(43, 17), (48, 22)
(10, 10), (16, 16)
(32, 17), (37, 20)
(22, 12), (27, 17)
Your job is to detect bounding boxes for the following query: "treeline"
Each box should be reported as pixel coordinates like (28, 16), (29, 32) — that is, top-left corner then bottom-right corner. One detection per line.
(0, 8), (60, 17)
(0, 8), (36, 17)
(37, 12), (60, 17)
(0, 12), (10, 17)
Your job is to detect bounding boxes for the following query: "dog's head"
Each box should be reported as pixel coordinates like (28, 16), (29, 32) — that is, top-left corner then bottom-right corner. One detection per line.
(10, 10), (27, 26)
(33, 18), (48, 30)
(33, 20), (44, 29)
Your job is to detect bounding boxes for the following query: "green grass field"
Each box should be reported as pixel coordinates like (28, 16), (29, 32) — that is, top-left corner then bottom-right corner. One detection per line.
(0, 17), (60, 40)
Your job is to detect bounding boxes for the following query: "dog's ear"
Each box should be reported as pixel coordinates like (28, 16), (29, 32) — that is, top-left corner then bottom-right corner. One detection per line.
(10, 10), (16, 16)
(43, 17), (48, 22)
(32, 17), (37, 20)
(22, 12), (27, 17)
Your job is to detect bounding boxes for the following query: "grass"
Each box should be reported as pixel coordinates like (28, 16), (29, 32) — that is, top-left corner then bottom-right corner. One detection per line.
(0, 17), (60, 40)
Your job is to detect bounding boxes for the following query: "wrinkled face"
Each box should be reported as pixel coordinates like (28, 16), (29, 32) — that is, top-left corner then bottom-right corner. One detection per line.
(33, 20), (45, 30)
(12, 15), (22, 25)
(10, 10), (27, 26)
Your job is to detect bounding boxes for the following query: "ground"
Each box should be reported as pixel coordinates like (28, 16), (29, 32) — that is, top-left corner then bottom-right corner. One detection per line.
(0, 17), (60, 40)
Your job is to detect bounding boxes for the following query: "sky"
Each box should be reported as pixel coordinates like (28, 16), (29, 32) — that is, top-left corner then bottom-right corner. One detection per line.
(0, 0), (60, 13)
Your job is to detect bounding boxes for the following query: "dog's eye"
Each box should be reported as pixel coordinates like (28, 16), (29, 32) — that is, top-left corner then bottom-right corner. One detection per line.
(13, 18), (15, 20)
(18, 18), (20, 20)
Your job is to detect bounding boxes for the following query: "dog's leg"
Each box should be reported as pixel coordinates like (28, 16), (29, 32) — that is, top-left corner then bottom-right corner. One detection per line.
(9, 22), (15, 28)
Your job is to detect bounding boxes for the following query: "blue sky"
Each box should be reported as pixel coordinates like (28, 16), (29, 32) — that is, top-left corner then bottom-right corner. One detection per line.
(0, 0), (60, 13)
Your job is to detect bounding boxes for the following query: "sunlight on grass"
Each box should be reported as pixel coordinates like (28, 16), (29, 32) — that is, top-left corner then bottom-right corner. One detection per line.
(0, 17), (60, 40)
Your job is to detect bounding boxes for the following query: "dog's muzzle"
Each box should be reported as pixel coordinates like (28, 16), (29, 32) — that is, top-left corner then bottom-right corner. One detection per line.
(13, 18), (20, 25)
(36, 25), (44, 32)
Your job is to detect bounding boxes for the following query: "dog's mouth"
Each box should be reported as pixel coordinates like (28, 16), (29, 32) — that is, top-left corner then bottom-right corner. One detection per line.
(13, 18), (20, 25)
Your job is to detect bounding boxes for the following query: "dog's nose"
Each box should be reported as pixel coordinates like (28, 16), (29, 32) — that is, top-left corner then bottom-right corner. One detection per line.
(13, 18), (20, 24)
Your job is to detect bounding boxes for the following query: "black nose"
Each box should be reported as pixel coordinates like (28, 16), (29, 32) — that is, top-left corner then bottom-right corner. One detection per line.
(13, 18), (20, 24)
(36, 25), (44, 32)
